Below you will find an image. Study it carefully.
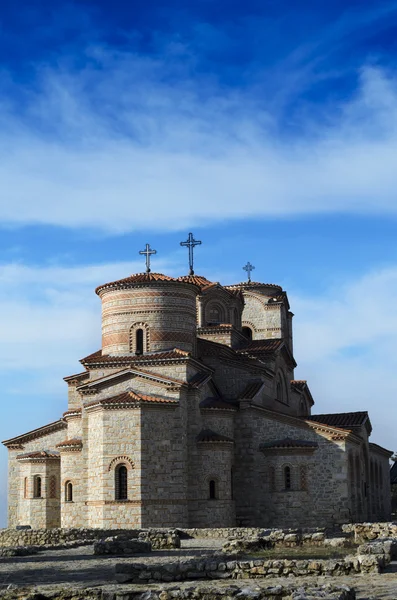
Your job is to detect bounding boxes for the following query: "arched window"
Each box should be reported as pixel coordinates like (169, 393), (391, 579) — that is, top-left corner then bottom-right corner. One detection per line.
(115, 464), (128, 500)
(206, 302), (225, 325)
(49, 475), (57, 499)
(23, 477), (28, 499)
(242, 326), (253, 340)
(65, 481), (73, 502)
(209, 479), (217, 499)
(33, 476), (42, 498)
(129, 323), (149, 354)
(284, 466), (291, 490)
(135, 329), (144, 355)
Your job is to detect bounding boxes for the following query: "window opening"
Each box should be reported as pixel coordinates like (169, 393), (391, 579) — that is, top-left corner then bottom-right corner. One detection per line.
(65, 481), (73, 502)
(284, 466), (291, 490)
(33, 476), (42, 498)
(136, 329), (144, 355)
(209, 479), (216, 499)
(115, 464), (128, 500)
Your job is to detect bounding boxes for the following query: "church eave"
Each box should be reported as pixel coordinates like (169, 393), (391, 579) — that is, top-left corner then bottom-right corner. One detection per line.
(2, 419), (67, 448)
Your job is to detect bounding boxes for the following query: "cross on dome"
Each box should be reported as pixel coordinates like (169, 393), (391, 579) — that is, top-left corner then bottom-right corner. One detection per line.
(243, 261), (255, 283)
(139, 243), (157, 273)
(180, 232), (202, 275)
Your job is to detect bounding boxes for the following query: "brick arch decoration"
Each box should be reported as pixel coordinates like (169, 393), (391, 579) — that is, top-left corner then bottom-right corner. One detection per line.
(241, 320), (257, 332)
(204, 300), (228, 324)
(108, 456), (135, 471)
(129, 322), (150, 353)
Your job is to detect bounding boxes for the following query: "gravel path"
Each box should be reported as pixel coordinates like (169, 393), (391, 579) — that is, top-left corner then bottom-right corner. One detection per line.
(0, 539), (397, 599)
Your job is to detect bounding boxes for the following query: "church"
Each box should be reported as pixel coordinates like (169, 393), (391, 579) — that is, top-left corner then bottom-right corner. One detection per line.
(3, 235), (392, 530)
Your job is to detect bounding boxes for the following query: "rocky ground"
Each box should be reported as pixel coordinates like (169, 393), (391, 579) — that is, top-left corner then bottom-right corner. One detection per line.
(0, 538), (396, 599)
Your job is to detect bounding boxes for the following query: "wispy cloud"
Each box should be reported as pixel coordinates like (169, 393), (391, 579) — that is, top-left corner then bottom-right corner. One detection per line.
(0, 36), (397, 232)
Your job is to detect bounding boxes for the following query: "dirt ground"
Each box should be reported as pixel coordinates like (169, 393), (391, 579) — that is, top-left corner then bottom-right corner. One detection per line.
(0, 538), (396, 600)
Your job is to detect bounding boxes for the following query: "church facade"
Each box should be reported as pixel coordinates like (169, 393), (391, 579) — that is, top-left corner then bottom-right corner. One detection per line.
(3, 255), (392, 529)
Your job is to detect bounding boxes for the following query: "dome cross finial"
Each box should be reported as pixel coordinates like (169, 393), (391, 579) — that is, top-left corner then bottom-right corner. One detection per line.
(243, 261), (255, 283)
(180, 232), (202, 275)
(139, 243), (157, 273)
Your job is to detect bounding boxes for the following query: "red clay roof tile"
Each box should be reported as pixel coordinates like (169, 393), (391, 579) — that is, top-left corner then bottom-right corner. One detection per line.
(95, 272), (179, 294)
(84, 391), (178, 409)
(80, 348), (190, 366)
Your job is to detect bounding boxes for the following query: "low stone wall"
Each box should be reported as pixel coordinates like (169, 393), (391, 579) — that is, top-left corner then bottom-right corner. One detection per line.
(115, 552), (382, 583)
(94, 537), (151, 555)
(0, 583), (356, 600)
(0, 528), (180, 550)
(342, 522), (397, 542)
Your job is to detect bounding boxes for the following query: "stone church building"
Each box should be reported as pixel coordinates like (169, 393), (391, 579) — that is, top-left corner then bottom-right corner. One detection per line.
(3, 252), (392, 529)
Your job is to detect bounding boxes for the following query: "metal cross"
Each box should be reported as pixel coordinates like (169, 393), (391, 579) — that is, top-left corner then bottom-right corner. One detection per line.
(180, 232), (202, 275)
(139, 243), (157, 273)
(243, 261), (255, 283)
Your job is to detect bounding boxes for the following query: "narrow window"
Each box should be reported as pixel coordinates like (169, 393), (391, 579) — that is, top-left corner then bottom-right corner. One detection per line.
(115, 464), (128, 500)
(209, 479), (216, 499)
(65, 481), (73, 502)
(23, 477), (28, 499)
(136, 329), (144, 355)
(284, 466), (291, 490)
(49, 475), (57, 499)
(33, 476), (42, 498)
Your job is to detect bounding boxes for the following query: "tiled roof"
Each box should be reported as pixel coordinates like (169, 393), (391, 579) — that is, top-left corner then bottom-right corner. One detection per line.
(56, 438), (83, 448)
(226, 282), (283, 291)
(188, 371), (213, 388)
(84, 391), (178, 409)
(77, 366), (186, 390)
(80, 348), (191, 366)
(95, 272), (178, 294)
(237, 339), (284, 353)
(16, 450), (60, 461)
(260, 438), (318, 449)
(239, 381), (264, 400)
(63, 371), (89, 382)
(196, 429), (234, 443)
(63, 408), (82, 417)
(177, 274), (213, 288)
(2, 419), (67, 447)
(200, 397), (237, 411)
(306, 412), (369, 430)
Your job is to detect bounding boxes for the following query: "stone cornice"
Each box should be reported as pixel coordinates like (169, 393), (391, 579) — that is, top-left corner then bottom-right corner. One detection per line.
(2, 419), (67, 448)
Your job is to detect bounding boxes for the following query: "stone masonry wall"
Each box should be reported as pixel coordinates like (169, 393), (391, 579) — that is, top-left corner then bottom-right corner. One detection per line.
(233, 407), (349, 528)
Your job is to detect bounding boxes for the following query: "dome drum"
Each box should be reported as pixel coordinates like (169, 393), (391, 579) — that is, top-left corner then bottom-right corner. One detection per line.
(98, 280), (198, 355)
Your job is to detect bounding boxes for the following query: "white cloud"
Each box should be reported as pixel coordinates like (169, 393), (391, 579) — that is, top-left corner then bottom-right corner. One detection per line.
(292, 266), (397, 451)
(1, 53), (397, 231)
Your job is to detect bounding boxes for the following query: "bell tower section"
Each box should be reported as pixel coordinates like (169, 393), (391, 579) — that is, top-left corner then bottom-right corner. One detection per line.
(226, 282), (293, 352)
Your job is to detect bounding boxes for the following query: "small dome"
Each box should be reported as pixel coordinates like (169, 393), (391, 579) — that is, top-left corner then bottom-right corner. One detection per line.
(95, 272), (177, 295)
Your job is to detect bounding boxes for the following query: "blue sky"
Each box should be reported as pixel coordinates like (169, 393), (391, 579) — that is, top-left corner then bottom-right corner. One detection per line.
(1, 0), (397, 526)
